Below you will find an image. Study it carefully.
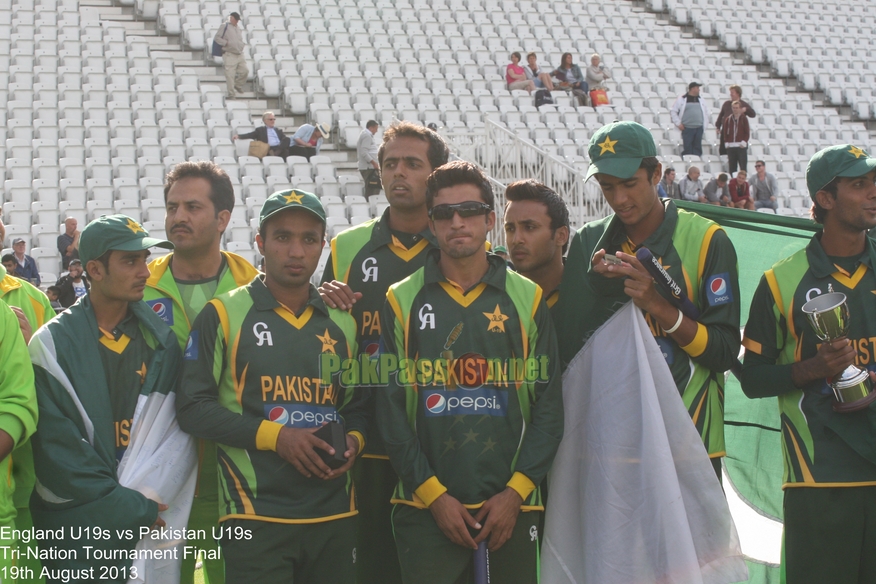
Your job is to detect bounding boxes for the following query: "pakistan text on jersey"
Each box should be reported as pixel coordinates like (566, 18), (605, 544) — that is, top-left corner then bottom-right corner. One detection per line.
(320, 352), (552, 387)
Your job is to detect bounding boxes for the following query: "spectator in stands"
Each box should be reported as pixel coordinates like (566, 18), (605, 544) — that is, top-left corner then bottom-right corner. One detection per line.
(232, 111), (291, 159)
(0, 209), (6, 247)
(11, 238), (39, 286)
(213, 12), (247, 100)
(552, 53), (589, 106)
(678, 166), (705, 202)
(1, 255), (19, 278)
(722, 101), (750, 174)
(506, 52), (536, 92)
(704, 173), (731, 206)
(729, 170), (755, 210)
(715, 85), (756, 133)
(289, 123), (330, 161)
(658, 167), (681, 199)
(358, 120), (381, 198)
(585, 53), (611, 90)
(749, 160), (779, 210)
(670, 82), (709, 157)
(45, 287), (62, 312)
(525, 52), (555, 91)
(56, 217), (80, 271)
(55, 259), (89, 309)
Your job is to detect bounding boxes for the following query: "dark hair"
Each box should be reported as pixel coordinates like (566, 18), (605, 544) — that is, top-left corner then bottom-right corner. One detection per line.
(560, 52), (573, 67)
(1, 254), (15, 264)
(164, 161), (235, 216)
(47, 286), (61, 296)
(526, 52), (536, 60)
(717, 173), (728, 183)
(365, 120), (378, 129)
(729, 84), (742, 96)
(425, 161), (494, 210)
(639, 157), (661, 180)
(510, 51), (521, 61)
(505, 180), (571, 253)
(811, 177), (839, 224)
(663, 167), (675, 177)
(377, 121), (450, 171)
(755, 160), (766, 167)
(93, 249), (114, 274)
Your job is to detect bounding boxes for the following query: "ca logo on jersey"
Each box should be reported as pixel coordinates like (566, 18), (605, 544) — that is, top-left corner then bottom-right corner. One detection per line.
(361, 257), (378, 282)
(418, 303), (435, 330)
(529, 525), (538, 541)
(253, 322), (273, 346)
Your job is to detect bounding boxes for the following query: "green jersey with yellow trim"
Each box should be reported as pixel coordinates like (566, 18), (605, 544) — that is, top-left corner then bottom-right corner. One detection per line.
(97, 313), (155, 465)
(377, 250), (564, 510)
(322, 208), (438, 458)
(554, 200), (741, 457)
(177, 277), (369, 523)
(742, 234), (876, 486)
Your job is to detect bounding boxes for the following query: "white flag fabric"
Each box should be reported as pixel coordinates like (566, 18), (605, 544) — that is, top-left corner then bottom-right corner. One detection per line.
(118, 391), (198, 584)
(541, 302), (748, 584)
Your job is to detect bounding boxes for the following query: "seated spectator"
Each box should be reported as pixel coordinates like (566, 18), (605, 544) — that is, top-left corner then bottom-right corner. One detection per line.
(506, 52), (536, 92)
(703, 173), (731, 206)
(525, 52), (555, 91)
(11, 238), (39, 286)
(657, 167), (681, 199)
(749, 160), (779, 210)
(585, 53), (611, 90)
(1, 254), (19, 278)
(721, 101), (750, 174)
(56, 217), (80, 270)
(678, 166), (704, 202)
(55, 259), (89, 308)
(729, 170), (755, 210)
(232, 111), (291, 159)
(45, 286), (63, 312)
(552, 52), (589, 106)
(289, 123), (330, 161)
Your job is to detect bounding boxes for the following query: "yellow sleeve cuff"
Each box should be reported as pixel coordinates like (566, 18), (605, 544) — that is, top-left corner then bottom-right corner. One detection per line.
(414, 476), (448, 507)
(741, 336), (763, 355)
(348, 431), (365, 454)
(506, 472), (536, 501)
(680, 322), (709, 358)
(255, 420), (284, 451)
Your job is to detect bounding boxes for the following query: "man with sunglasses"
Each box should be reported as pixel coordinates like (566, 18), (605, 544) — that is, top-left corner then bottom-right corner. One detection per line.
(318, 121), (450, 584)
(377, 161), (563, 583)
(554, 121), (741, 478)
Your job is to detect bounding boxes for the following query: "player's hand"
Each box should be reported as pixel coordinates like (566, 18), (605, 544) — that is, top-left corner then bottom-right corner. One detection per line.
(473, 487), (522, 551)
(150, 503), (169, 530)
(318, 280), (362, 310)
(591, 248), (629, 279)
(791, 337), (857, 387)
(276, 426), (334, 479)
(606, 252), (671, 316)
(429, 493), (480, 550)
(325, 433), (360, 479)
(10, 306), (32, 343)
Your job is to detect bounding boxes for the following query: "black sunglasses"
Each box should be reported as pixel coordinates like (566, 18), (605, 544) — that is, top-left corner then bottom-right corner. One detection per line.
(428, 201), (492, 221)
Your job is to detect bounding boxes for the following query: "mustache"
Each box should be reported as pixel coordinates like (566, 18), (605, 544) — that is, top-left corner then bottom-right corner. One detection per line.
(170, 224), (192, 233)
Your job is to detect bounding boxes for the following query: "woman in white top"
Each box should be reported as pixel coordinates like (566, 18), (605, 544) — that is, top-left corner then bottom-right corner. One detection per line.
(586, 53), (611, 90)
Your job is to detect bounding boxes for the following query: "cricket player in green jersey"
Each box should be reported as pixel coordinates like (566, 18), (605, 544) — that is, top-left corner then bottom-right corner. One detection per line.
(319, 121), (450, 584)
(144, 161), (259, 584)
(741, 144), (876, 583)
(177, 190), (369, 582)
(378, 161), (564, 583)
(502, 179), (570, 316)
(554, 121), (741, 476)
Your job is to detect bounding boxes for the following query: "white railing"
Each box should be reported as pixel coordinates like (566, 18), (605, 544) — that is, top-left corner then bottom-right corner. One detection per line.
(443, 120), (610, 232)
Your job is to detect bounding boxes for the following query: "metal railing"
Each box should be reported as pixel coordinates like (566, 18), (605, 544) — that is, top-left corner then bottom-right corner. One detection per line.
(444, 120), (611, 234)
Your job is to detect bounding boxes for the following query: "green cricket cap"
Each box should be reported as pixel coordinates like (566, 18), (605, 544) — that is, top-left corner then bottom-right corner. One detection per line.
(493, 245), (508, 253)
(806, 144), (876, 200)
(79, 214), (173, 265)
(259, 189), (326, 228)
(586, 121), (658, 182)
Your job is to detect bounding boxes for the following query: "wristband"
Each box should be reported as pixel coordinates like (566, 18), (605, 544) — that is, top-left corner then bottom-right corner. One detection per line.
(664, 309), (684, 334)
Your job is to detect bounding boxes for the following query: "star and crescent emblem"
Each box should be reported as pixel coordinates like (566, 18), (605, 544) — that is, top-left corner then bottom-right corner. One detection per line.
(597, 135), (618, 155)
(483, 305), (510, 333)
(284, 192), (304, 204)
(126, 218), (146, 234)
(316, 328), (338, 353)
(848, 146), (866, 159)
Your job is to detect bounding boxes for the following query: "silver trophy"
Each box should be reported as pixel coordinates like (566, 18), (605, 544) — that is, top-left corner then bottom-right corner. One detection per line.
(801, 292), (876, 413)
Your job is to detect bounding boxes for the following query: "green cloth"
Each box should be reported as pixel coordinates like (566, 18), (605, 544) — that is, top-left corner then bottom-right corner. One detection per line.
(377, 250), (563, 508)
(805, 143), (876, 199)
(553, 199), (741, 457)
(78, 213), (172, 264)
(175, 258), (227, 325)
(221, 517), (356, 582)
(28, 295), (181, 581)
(97, 312), (155, 464)
(258, 189), (327, 226)
(741, 234), (876, 485)
(353, 457), (402, 584)
(392, 505), (541, 584)
(176, 279), (366, 523)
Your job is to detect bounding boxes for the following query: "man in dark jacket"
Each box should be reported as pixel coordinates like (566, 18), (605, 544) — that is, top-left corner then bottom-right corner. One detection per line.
(55, 259), (90, 308)
(232, 111), (291, 159)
